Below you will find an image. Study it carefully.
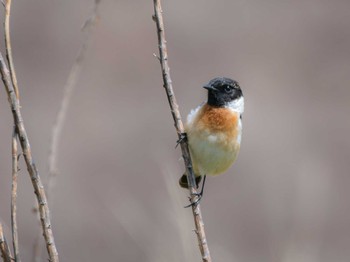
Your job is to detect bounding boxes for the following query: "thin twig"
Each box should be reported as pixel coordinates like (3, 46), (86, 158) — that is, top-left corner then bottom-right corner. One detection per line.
(152, 1), (212, 261)
(32, 2), (100, 261)
(0, 224), (12, 262)
(0, 52), (59, 262)
(4, 0), (19, 99)
(46, 0), (100, 203)
(4, 3), (20, 261)
(11, 127), (21, 262)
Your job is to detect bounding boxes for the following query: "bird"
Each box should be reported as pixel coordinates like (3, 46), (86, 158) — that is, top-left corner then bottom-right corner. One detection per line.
(179, 77), (244, 195)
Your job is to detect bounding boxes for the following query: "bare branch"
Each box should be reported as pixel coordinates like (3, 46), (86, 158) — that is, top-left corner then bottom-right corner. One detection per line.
(4, 0), (19, 99)
(32, 1), (100, 260)
(0, 224), (12, 262)
(46, 0), (100, 203)
(152, 1), (212, 261)
(0, 52), (59, 262)
(11, 127), (20, 262)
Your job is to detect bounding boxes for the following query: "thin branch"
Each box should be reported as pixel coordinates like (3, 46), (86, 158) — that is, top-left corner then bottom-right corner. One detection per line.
(0, 52), (59, 262)
(4, 0), (19, 99)
(11, 127), (20, 262)
(32, 2), (100, 261)
(152, 1), (212, 261)
(0, 224), (12, 262)
(4, 3), (20, 261)
(46, 0), (101, 203)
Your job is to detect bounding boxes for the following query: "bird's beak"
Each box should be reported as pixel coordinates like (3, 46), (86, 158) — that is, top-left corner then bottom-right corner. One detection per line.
(203, 84), (218, 91)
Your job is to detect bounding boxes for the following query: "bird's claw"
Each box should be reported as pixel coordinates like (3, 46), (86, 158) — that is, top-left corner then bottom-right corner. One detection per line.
(184, 192), (203, 208)
(176, 133), (187, 148)
(184, 175), (206, 208)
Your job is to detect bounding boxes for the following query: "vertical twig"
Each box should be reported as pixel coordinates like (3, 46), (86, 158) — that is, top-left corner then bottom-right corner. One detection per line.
(46, 0), (101, 202)
(4, 0), (19, 99)
(11, 127), (21, 262)
(5, 2), (21, 261)
(32, 2), (100, 261)
(2, 2), (59, 261)
(152, 1), (212, 261)
(31, 2), (100, 261)
(0, 224), (12, 262)
(0, 52), (59, 262)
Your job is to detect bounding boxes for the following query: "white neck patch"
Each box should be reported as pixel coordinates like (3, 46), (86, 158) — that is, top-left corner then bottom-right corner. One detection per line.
(225, 96), (244, 114)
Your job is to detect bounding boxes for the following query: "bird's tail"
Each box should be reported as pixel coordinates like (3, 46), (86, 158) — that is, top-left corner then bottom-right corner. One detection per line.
(179, 174), (202, 189)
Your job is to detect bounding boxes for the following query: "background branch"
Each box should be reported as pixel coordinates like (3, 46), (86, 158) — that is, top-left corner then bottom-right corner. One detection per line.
(0, 52), (59, 262)
(152, 1), (212, 261)
(11, 127), (20, 262)
(46, 0), (100, 202)
(0, 224), (12, 262)
(32, 2), (100, 261)
(4, 0), (19, 99)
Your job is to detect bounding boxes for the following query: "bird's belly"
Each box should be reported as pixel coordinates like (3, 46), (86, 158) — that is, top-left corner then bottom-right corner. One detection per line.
(188, 131), (240, 176)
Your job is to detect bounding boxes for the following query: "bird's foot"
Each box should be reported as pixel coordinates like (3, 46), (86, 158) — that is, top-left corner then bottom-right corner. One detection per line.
(184, 192), (203, 208)
(175, 133), (187, 148)
(184, 175), (206, 208)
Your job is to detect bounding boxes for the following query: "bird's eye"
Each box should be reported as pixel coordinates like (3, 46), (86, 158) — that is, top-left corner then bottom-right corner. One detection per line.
(224, 85), (232, 92)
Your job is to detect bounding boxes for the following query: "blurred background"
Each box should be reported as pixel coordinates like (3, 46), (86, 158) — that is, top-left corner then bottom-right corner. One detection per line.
(0, 0), (350, 261)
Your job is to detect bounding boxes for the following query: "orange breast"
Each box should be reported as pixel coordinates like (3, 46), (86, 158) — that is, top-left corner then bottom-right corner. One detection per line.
(195, 104), (239, 138)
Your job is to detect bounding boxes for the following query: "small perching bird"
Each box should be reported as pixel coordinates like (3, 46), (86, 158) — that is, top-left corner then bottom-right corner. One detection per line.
(179, 77), (244, 194)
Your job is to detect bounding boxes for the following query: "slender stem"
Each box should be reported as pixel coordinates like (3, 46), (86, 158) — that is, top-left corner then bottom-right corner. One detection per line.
(46, 0), (100, 203)
(11, 127), (21, 262)
(4, 0), (19, 99)
(0, 52), (59, 262)
(0, 224), (12, 262)
(152, 1), (212, 261)
(33, 1), (100, 260)
(4, 3), (21, 261)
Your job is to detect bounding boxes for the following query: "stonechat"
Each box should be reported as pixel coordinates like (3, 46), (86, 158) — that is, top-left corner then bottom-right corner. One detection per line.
(179, 77), (244, 191)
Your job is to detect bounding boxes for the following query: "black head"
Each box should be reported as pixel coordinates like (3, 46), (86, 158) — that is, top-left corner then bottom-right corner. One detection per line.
(203, 77), (243, 107)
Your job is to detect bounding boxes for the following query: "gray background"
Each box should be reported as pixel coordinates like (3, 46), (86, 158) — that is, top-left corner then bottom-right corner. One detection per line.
(1, 0), (350, 261)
